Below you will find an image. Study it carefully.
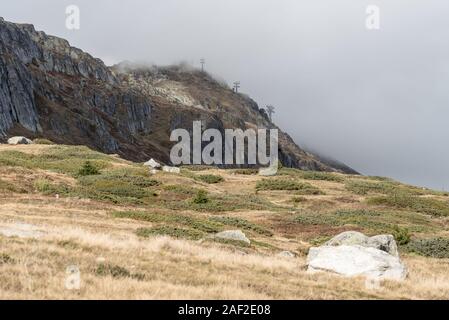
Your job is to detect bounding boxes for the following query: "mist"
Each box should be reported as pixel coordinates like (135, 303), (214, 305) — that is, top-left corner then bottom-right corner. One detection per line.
(2, 0), (449, 190)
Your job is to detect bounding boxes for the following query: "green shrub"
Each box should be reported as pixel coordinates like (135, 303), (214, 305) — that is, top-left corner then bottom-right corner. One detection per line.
(95, 264), (145, 280)
(33, 178), (70, 195)
(405, 238), (449, 258)
(368, 193), (449, 217)
(291, 196), (307, 204)
(33, 138), (55, 145)
(78, 161), (99, 176)
(192, 190), (209, 204)
(345, 180), (396, 195)
(112, 211), (222, 234)
(210, 216), (273, 236)
(163, 184), (198, 195)
(0, 253), (15, 265)
(181, 165), (214, 171)
(256, 179), (323, 195)
(195, 174), (224, 184)
(136, 226), (204, 240)
(0, 147), (112, 175)
(301, 171), (344, 182)
(294, 209), (392, 233)
(232, 168), (258, 175)
(392, 226), (411, 245)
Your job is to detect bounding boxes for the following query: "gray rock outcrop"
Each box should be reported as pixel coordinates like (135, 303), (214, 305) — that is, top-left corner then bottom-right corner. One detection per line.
(307, 245), (407, 280)
(214, 230), (250, 245)
(307, 231), (406, 280)
(325, 231), (398, 257)
(7, 136), (32, 144)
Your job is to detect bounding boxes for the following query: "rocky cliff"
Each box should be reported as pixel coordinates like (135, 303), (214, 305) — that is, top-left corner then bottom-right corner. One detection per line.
(0, 18), (357, 173)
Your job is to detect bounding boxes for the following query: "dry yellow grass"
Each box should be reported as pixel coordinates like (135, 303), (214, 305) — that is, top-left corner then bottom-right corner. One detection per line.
(1, 144), (449, 299)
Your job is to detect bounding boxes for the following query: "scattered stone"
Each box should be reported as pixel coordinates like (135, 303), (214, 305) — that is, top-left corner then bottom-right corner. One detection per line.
(149, 169), (158, 175)
(214, 230), (250, 245)
(7, 136), (33, 145)
(277, 251), (295, 258)
(144, 158), (161, 169)
(307, 245), (407, 280)
(0, 222), (45, 239)
(96, 257), (106, 264)
(325, 231), (398, 256)
(258, 166), (277, 176)
(162, 166), (181, 174)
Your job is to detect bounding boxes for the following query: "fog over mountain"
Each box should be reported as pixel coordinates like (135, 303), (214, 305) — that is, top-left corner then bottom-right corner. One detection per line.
(2, 0), (449, 190)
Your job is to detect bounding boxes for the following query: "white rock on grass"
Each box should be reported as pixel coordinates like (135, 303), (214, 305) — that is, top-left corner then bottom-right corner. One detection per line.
(143, 158), (161, 169)
(162, 166), (180, 174)
(7, 136), (33, 145)
(214, 230), (250, 245)
(307, 245), (407, 280)
(325, 231), (398, 257)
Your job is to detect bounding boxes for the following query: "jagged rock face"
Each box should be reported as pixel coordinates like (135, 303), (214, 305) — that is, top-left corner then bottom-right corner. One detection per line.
(0, 19), (356, 172)
(0, 19), (152, 157)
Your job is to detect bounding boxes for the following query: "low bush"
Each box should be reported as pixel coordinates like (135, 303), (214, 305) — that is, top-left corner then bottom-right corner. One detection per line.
(192, 190), (209, 204)
(0, 148), (111, 176)
(0, 253), (15, 265)
(210, 216), (273, 236)
(345, 180), (396, 195)
(300, 171), (344, 182)
(33, 178), (70, 195)
(368, 193), (449, 217)
(232, 168), (258, 175)
(136, 226), (204, 240)
(256, 179), (323, 195)
(392, 226), (411, 245)
(33, 138), (55, 145)
(195, 174), (224, 184)
(405, 238), (449, 258)
(78, 161), (99, 176)
(112, 211), (222, 234)
(95, 264), (145, 280)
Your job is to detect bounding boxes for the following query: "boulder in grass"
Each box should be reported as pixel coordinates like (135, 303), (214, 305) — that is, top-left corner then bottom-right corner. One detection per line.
(325, 231), (398, 257)
(307, 245), (407, 280)
(214, 230), (250, 245)
(162, 166), (180, 174)
(7, 136), (33, 145)
(143, 158), (161, 169)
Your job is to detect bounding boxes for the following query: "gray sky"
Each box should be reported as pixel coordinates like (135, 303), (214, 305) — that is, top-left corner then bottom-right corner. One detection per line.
(2, 0), (449, 190)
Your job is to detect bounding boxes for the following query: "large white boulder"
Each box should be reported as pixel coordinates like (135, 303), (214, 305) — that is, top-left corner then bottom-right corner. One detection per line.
(307, 245), (407, 280)
(214, 230), (250, 245)
(7, 136), (33, 145)
(143, 158), (161, 169)
(325, 231), (398, 257)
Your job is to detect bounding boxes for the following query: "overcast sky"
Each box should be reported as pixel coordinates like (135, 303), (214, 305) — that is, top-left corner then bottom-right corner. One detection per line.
(2, 0), (449, 190)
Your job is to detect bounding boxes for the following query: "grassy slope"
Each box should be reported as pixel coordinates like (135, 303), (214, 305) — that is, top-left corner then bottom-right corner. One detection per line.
(1, 144), (449, 299)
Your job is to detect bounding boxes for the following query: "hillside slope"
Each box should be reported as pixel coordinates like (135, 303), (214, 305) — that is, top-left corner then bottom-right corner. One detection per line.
(0, 18), (355, 172)
(1, 143), (449, 299)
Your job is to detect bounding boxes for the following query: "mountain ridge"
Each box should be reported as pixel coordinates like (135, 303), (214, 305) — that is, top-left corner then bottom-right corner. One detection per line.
(0, 18), (357, 173)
